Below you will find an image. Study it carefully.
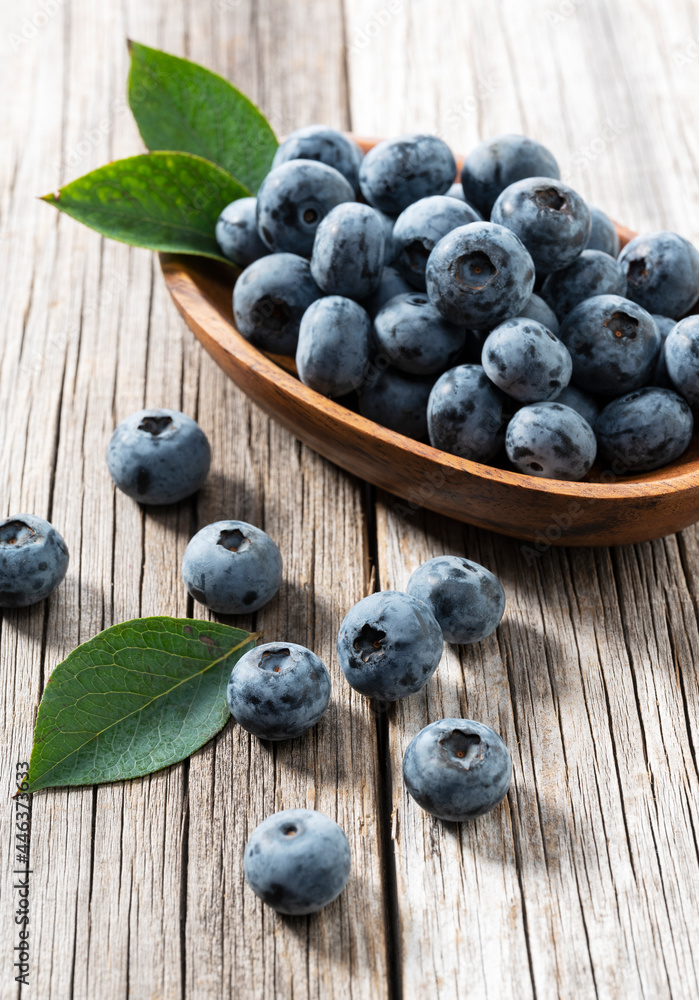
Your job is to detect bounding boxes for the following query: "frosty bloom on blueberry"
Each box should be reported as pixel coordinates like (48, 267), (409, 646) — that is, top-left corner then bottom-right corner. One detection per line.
(182, 519), (282, 615)
(107, 408), (211, 506)
(0, 514), (69, 608)
(244, 809), (351, 915)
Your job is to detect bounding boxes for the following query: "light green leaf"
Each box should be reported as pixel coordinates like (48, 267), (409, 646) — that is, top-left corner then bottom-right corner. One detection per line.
(24, 617), (258, 792)
(128, 40), (278, 193)
(42, 152), (249, 262)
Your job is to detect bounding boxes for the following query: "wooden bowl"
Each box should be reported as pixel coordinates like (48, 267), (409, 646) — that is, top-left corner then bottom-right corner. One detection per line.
(160, 138), (699, 548)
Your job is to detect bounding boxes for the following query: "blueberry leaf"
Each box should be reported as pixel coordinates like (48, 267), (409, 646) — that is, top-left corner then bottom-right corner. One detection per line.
(41, 152), (248, 262)
(128, 40), (278, 193)
(23, 617), (258, 793)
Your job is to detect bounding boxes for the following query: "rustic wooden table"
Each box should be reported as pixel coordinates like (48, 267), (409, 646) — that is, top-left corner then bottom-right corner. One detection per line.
(3, 1), (699, 997)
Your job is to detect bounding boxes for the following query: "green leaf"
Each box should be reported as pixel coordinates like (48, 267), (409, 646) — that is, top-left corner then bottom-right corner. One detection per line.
(128, 40), (278, 193)
(24, 617), (258, 793)
(41, 152), (249, 261)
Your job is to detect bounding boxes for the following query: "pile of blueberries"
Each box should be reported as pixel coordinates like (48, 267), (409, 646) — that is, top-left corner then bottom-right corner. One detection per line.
(220, 127), (699, 480)
(0, 407), (511, 916)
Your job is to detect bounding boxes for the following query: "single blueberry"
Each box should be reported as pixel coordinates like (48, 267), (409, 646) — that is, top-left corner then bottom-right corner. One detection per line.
(358, 367), (436, 442)
(256, 160), (355, 256)
(0, 514), (69, 608)
(107, 408), (211, 505)
(336, 590), (443, 702)
(406, 555), (505, 644)
(517, 292), (560, 335)
(460, 133), (560, 217)
(233, 253), (322, 355)
(559, 294), (660, 396)
(586, 206), (620, 257)
(618, 231), (699, 318)
(271, 125), (363, 192)
(596, 388), (693, 473)
(296, 296), (371, 397)
(310, 202), (385, 300)
(491, 177), (591, 273)
(215, 197), (269, 268)
(662, 315), (699, 406)
(505, 402), (597, 480)
(482, 318), (573, 402)
(373, 292), (466, 375)
(392, 195), (481, 290)
(182, 520), (282, 614)
(427, 364), (506, 461)
(244, 809), (351, 915)
(403, 718), (512, 821)
(541, 249), (627, 320)
(227, 642), (331, 741)
(426, 222), (535, 329)
(359, 134), (456, 216)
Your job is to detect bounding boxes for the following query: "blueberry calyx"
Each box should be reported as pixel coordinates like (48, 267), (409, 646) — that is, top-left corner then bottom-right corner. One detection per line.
(217, 528), (251, 552)
(605, 311), (638, 339)
(440, 729), (483, 766)
(258, 647), (292, 673)
(534, 187), (566, 212)
(138, 415), (173, 436)
(353, 624), (386, 662)
(456, 251), (497, 289)
(0, 520), (35, 546)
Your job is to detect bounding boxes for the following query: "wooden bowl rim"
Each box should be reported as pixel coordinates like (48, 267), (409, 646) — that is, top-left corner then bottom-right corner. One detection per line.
(161, 134), (699, 504)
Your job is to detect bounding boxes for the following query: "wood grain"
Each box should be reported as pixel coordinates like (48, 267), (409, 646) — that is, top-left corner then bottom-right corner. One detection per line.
(1, 1), (699, 999)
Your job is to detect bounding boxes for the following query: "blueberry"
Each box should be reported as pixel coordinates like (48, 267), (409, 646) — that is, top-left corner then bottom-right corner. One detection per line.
(392, 195), (481, 290)
(310, 203), (385, 299)
(336, 591), (443, 702)
(233, 253), (322, 355)
(540, 250), (627, 320)
(373, 292), (465, 375)
(227, 642), (331, 741)
(215, 197), (269, 268)
(559, 294), (660, 396)
(402, 718), (512, 822)
(482, 318), (572, 402)
(426, 222), (535, 329)
(244, 809), (350, 915)
(460, 133), (560, 217)
(618, 231), (699, 319)
(427, 364), (505, 461)
(649, 315), (676, 388)
(586, 206), (620, 257)
(361, 265), (413, 318)
(664, 315), (699, 405)
(554, 384), (600, 430)
(505, 402), (597, 480)
(107, 409), (211, 505)
(0, 515), (69, 608)
(359, 134), (456, 216)
(406, 555), (505, 644)
(296, 296), (371, 397)
(256, 160), (355, 256)
(596, 388), (693, 473)
(491, 177), (591, 273)
(358, 367), (436, 442)
(445, 182), (470, 203)
(182, 520), (282, 614)
(271, 125), (363, 192)
(517, 293), (560, 335)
